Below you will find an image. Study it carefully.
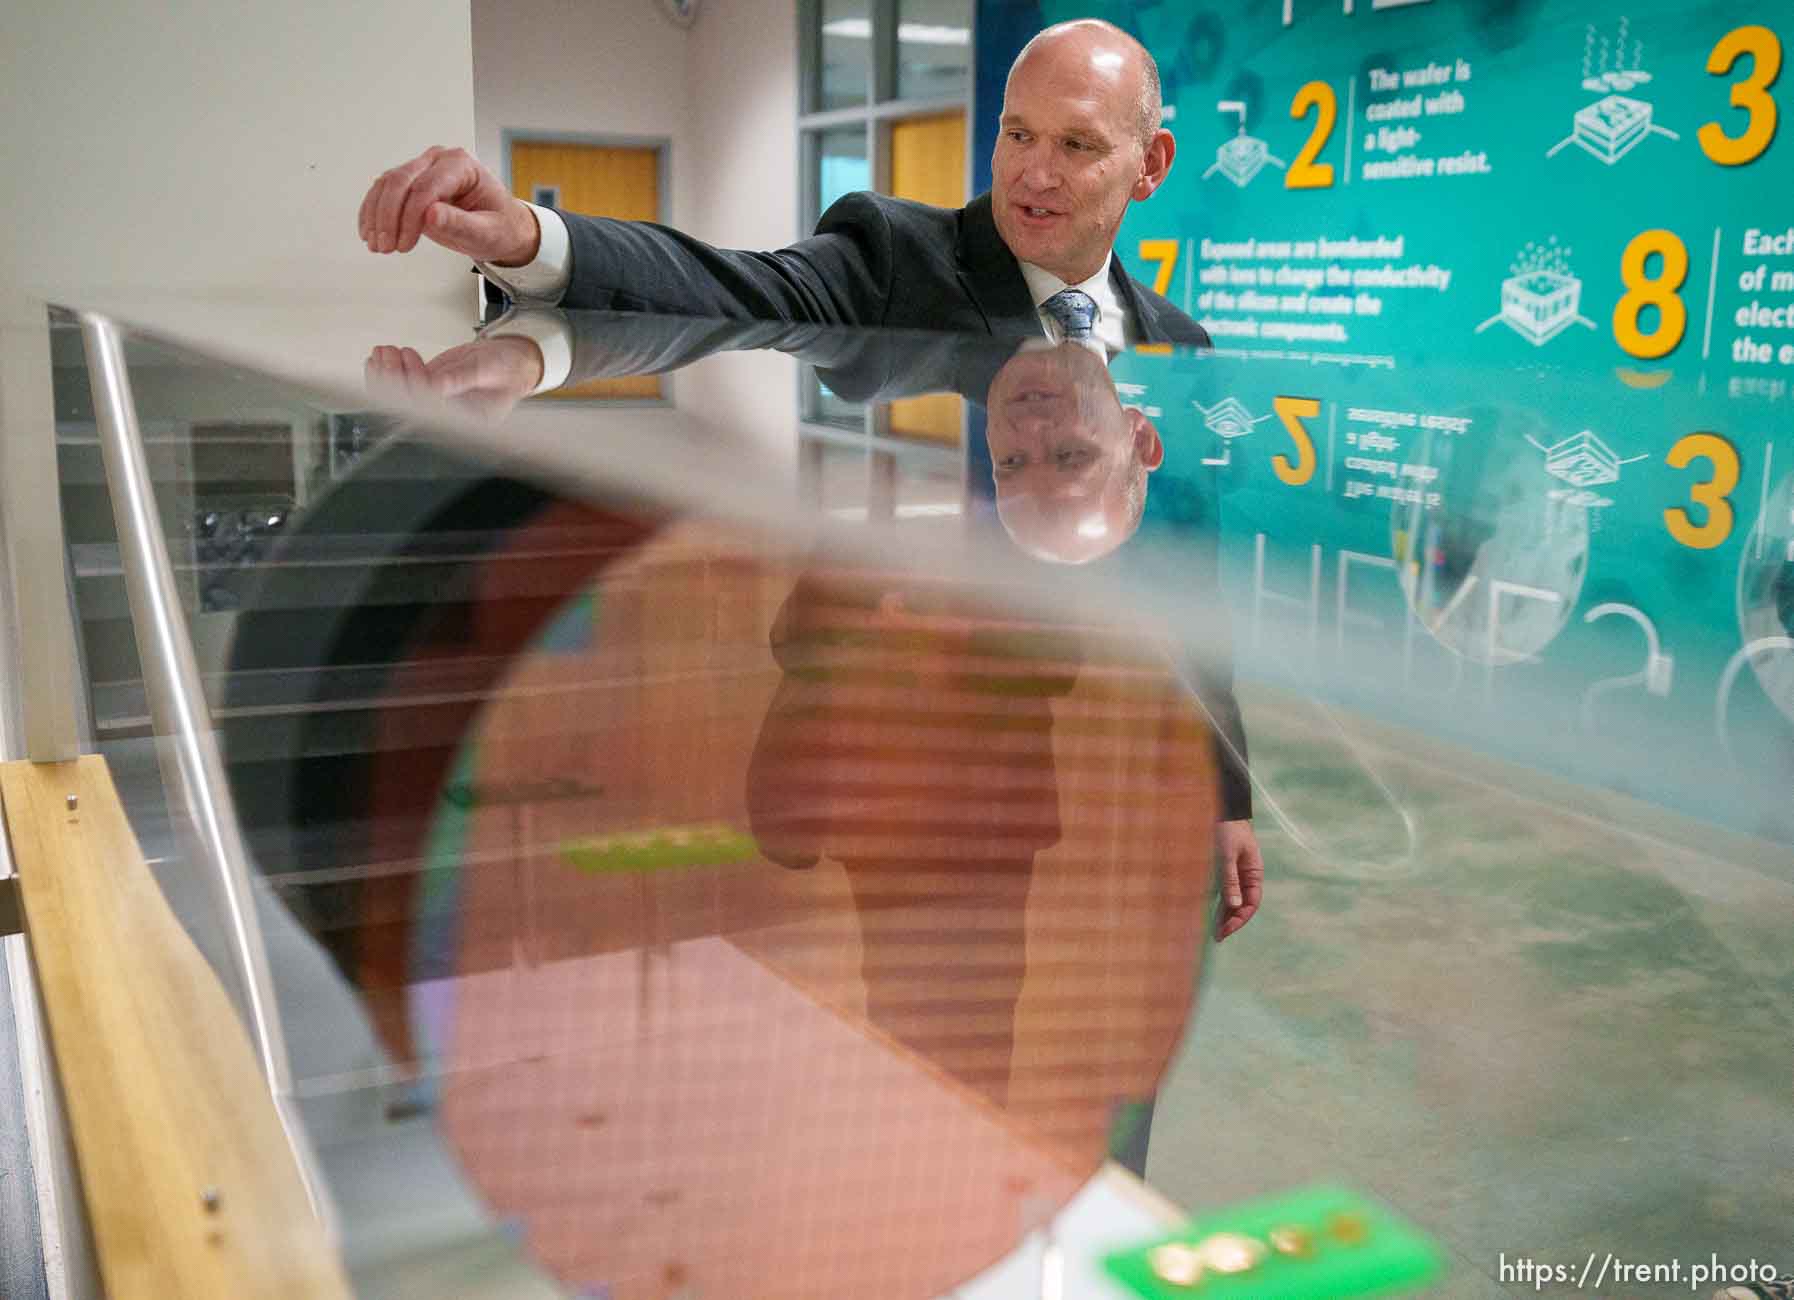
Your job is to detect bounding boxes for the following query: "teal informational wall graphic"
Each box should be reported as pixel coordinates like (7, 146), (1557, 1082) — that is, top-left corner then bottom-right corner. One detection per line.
(975, 0), (1794, 842)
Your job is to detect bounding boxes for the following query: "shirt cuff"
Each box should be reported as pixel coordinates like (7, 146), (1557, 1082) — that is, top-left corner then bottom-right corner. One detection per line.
(476, 202), (571, 305)
(482, 308), (574, 394)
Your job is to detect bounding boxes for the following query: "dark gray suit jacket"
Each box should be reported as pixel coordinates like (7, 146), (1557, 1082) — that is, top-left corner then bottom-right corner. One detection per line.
(550, 191), (1212, 347)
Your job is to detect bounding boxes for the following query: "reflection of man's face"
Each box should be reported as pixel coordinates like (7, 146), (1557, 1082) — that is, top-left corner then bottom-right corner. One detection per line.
(985, 343), (1163, 564)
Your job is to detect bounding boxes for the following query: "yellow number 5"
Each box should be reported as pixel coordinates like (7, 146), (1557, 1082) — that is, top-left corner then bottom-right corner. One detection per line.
(1664, 432), (1740, 549)
(1700, 25), (1782, 167)
(1272, 396), (1319, 486)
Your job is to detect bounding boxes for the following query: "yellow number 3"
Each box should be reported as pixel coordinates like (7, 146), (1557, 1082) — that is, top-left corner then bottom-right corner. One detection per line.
(1699, 25), (1782, 166)
(1664, 432), (1740, 550)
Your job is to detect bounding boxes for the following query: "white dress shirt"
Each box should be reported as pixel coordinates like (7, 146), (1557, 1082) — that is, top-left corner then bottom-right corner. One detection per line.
(478, 202), (573, 304)
(1017, 256), (1130, 352)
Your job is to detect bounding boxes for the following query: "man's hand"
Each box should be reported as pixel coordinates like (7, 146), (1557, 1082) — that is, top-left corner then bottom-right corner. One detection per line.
(365, 336), (544, 423)
(1214, 818), (1263, 942)
(358, 146), (540, 267)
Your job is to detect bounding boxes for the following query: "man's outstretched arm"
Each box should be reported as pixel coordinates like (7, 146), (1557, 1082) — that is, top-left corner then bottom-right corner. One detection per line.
(359, 146), (896, 325)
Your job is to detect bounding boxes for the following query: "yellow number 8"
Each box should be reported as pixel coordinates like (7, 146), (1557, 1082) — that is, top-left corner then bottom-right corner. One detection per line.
(1613, 230), (1688, 360)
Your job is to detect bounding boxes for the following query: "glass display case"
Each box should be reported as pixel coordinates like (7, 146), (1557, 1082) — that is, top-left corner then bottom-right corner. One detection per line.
(11, 298), (1792, 1299)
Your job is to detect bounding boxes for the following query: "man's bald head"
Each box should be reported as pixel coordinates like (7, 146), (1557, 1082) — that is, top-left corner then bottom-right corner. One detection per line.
(1006, 19), (1163, 148)
(991, 17), (1176, 282)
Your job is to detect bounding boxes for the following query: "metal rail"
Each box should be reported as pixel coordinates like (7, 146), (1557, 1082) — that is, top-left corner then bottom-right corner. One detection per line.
(75, 312), (336, 1236)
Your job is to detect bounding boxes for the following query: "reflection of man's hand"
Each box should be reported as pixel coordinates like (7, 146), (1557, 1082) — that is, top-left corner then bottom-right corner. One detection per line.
(364, 337), (544, 422)
(1214, 818), (1263, 942)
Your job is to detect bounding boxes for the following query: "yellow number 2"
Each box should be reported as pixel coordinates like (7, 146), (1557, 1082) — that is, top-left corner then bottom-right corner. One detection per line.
(1699, 25), (1782, 167)
(1272, 396), (1320, 486)
(1138, 239), (1179, 296)
(1285, 82), (1337, 190)
(1613, 230), (1688, 359)
(1664, 432), (1740, 549)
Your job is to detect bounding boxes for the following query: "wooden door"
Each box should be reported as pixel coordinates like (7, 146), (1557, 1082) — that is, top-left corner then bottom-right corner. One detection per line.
(510, 140), (664, 401)
(887, 112), (967, 444)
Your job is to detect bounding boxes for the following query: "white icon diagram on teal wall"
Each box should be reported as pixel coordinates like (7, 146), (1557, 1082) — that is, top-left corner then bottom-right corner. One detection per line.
(1526, 429), (1648, 509)
(1195, 396), (1272, 466)
(1202, 101), (1286, 187)
(1546, 17), (1680, 164)
(1476, 239), (1597, 345)
(1196, 396), (1274, 440)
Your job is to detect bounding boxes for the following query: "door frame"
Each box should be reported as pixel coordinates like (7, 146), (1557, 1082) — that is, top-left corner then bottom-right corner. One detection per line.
(499, 130), (676, 408)
(500, 129), (673, 226)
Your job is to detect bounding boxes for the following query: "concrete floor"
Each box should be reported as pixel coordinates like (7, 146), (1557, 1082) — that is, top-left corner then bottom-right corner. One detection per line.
(1148, 684), (1794, 1299)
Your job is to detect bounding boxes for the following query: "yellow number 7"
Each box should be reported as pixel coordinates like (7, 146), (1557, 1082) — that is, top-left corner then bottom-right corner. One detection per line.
(1138, 239), (1179, 296)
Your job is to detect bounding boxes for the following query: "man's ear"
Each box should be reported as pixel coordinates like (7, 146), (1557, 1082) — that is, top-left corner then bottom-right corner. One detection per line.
(1133, 128), (1175, 201)
(1127, 407), (1165, 470)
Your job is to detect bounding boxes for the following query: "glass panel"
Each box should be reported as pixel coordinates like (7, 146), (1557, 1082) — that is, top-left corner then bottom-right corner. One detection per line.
(49, 308), (411, 1032)
(809, 441), (962, 523)
(47, 309), (1232, 1297)
(895, 0), (971, 102)
(810, 124), (869, 221)
(811, 440), (876, 512)
(806, 364), (864, 429)
(814, 0), (869, 111)
(39, 301), (1794, 1299)
(892, 453), (964, 519)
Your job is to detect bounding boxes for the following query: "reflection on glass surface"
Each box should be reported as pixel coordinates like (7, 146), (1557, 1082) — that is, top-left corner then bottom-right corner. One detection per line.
(224, 432), (1213, 1297)
(813, 439), (878, 513)
(808, 366), (864, 429)
(377, 523), (1208, 1297)
(48, 310), (408, 1024)
(46, 302), (1794, 1299)
(815, 0), (870, 110)
(812, 124), (869, 219)
(153, 314), (1234, 1298)
(987, 342), (1160, 564)
(896, 0), (972, 101)
(892, 452), (965, 520)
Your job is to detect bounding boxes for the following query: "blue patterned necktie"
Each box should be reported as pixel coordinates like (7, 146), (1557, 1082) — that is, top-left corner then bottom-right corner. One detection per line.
(1041, 288), (1099, 342)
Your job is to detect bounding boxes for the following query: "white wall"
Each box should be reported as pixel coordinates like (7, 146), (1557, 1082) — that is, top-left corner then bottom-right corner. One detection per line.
(680, 0), (803, 462)
(0, 0), (480, 766)
(471, 0), (801, 462)
(472, 0), (696, 224)
(685, 0), (801, 251)
(0, 0), (477, 308)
